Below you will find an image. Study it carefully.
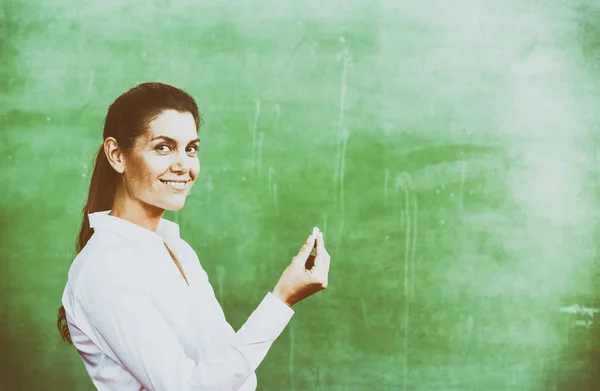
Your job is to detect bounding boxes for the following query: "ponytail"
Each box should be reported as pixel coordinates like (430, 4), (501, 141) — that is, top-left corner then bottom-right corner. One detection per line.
(57, 146), (118, 345)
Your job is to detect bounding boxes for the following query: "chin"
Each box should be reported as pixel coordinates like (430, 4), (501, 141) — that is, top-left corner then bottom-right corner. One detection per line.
(156, 197), (187, 211)
(163, 202), (186, 211)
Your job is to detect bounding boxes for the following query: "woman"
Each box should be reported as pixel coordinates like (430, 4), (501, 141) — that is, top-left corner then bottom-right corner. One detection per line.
(57, 82), (331, 391)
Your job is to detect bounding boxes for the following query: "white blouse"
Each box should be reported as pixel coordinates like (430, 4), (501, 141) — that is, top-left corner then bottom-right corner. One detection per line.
(61, 210), (294, 391)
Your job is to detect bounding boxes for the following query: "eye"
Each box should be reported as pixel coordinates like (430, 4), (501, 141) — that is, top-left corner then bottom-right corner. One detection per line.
(155, 144), (171, 153)
(188, 144), (199, 154)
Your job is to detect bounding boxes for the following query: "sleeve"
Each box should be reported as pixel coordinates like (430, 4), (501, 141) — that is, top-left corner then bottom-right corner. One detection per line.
(77, 261), (294, 391)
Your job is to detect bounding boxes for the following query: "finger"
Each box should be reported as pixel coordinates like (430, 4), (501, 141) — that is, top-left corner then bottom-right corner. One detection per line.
(316, 231), (325, 255)
(314, 248), (330, 273)
(313, 254), (328, 273)
(294, 233), (317, 265)
(314, 232), (326, 264)
(313, 259), (329, 287)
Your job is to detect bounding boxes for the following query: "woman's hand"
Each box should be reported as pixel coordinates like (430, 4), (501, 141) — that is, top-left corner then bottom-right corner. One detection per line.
(273, 227), (331, 307)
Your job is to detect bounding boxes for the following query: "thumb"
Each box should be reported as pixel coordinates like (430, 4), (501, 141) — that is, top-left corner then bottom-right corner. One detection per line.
(294, 233), (316, 265)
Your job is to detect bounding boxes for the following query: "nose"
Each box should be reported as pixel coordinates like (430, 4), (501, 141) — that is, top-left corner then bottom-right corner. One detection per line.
(170, 150), (192, 174)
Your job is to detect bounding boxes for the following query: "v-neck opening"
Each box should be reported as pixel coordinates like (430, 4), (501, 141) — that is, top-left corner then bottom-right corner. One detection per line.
(164, 242), (190, 287)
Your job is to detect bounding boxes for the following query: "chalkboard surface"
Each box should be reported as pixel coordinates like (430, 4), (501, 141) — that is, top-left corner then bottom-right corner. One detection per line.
(2, 0), (600, 390)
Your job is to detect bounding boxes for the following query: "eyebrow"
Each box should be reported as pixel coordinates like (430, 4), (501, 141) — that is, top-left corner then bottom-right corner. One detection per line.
(150, 136), (200, 145)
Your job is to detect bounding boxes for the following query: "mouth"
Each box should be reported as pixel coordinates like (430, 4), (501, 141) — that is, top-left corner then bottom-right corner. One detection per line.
(160, 179), (191, 192)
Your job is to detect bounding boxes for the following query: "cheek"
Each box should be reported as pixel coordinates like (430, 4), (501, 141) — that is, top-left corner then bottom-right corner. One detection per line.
(192, 158), (201, 177)
(128, 156), (166, 188)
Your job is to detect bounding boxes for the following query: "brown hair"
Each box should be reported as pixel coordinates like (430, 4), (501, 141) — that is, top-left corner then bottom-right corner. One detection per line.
(57, 82), (201, 345)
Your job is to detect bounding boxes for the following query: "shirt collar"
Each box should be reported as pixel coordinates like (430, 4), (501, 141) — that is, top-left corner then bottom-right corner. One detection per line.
(88, 210), (180, 245)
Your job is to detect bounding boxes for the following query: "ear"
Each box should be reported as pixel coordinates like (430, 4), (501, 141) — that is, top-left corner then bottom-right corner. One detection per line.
(104, 137), (126, 174)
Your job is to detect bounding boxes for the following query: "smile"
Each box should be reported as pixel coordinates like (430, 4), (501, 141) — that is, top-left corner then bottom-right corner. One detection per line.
(160, 180), (190, 191)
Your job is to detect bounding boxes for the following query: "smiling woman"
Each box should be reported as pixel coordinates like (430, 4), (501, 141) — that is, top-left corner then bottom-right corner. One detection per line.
(105, 108), (200, 220)
(57, 82), (331, 391)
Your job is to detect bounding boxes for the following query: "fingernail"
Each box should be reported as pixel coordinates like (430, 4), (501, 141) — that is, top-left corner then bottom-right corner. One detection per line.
(313, 227), (319, 236)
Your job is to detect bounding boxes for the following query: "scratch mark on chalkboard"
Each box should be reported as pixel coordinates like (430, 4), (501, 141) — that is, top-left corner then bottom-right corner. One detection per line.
(333, 42), (351, 187)
(322, 213), (328, 241)
(575, 320), (594, 328)
(251, 98), (260, 174)
(206, 175), (214, 235)
(337, 125), (349, 253)
(509, 365), (518, 389)
(402, 176), (410, 391)
(257, 131), (265, 178)
(267, 167), (279, 214)
(268, 167), (276, 199)
(284, 33), (308, 71)
(513, 351), (570, 369)
(360, 297), (370, 330)
(315, 365), (324, 390)
(410, 184), (418, 300)
(396, 172), (414, 391)
(79, 158), (88, 178)
(5, 246), (37, 259)
(592, 242), (597, 269)
(384, 167), (390, 203)
(466, 314), (474, 342)
(87, 70), (95, 101)
(460, 150), (466, 211)
(334, 39), (351, 253)
(595, 146), (600, 187)
(559, 304), (599, 318)
(309, 41), (317, 61)
(273, 104), (281, 133)
(273, 183), (279, 215)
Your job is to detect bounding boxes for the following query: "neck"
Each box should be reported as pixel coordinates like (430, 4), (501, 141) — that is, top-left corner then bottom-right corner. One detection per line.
(110, 186), (164, 232)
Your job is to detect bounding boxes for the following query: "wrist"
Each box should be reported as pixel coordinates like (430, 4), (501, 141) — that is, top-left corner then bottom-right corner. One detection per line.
(272, 287), (293, 308)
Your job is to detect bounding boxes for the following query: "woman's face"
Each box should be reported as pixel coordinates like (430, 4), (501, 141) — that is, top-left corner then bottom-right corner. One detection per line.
(119, 109), (200, 211)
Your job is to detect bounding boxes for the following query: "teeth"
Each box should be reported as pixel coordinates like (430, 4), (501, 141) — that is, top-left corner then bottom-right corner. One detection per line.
(162, 181), (187, 189)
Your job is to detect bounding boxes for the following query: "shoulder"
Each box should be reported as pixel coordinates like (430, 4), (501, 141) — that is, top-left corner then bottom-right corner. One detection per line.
(176, 237), (199, 259)
(173, 237), (211, 281)
(70, 234), (144, 298)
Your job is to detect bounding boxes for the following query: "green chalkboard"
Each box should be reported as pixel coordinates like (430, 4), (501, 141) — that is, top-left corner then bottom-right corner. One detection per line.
(2, 0), (600, 390)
